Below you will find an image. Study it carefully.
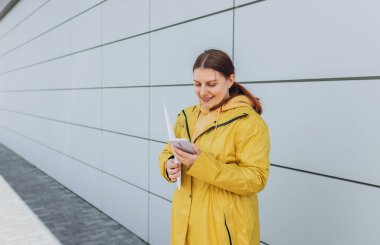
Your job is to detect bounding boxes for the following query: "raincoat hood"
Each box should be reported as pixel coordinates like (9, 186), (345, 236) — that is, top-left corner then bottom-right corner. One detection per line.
(199, 94), (253, 113)
(192, 95), (252, 151)
(193, 95), (253, 151)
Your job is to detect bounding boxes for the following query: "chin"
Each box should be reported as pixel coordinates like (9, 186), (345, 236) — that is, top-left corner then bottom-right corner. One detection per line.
(203, 104), (214, 110)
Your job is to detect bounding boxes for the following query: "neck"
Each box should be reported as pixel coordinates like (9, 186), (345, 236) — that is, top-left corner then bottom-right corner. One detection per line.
(209, 94), (232, 112)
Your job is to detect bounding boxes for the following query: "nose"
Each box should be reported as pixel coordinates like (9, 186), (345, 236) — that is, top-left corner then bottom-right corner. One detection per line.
(199, 85), (208, 96)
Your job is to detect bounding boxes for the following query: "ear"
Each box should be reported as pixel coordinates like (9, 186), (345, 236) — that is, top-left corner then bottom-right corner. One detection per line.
(228, 74), (235, 88)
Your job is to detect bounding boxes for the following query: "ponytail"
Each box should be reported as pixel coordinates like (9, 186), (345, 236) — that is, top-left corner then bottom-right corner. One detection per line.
(210, 82), (262, 115)
(230, 82), (262, 115)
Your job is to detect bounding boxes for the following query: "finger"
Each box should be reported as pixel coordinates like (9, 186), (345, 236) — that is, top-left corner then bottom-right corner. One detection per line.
(191, 144), (201, 154)
(172, 147), (179, 157)
(167, 159), (175, 166)
(167, 159), (176, 168)
(167, 167), (178, 176)
(176, 159), (189, 168)
(173, 147), (185, 157)
(172, 172), (181, 179)
(174, 147), (191, 158)
(170, 157), (180, 164)
(171, 161), (181, 168)
(174, 164), (181, 171)
(168, 167), (181, 175)
(169, 171), (180, 181)
(174, 155), (185, 164)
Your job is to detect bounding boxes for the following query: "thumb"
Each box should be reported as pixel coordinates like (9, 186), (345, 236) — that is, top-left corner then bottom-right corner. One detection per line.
(191, 143), (201, 154)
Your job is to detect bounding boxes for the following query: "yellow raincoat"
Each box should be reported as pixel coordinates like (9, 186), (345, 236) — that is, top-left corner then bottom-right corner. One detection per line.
(159, 95), (270, 245)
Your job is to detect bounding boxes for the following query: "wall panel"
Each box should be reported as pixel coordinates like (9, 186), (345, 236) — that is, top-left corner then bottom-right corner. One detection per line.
(69, 124), (102, 170)
(260, 166), (380, 245)
(101, 0), (149, 44)
(148, 194), (171, 245)
(70, 158), (102, 210)
(150, 11), (233, 85)
(102, 35), (149, 87)
(70, 5), (101, 53)
(102, 173), (149, 241)
(246, 80), (380, 185)
(150, 0), (232, 30)
(102, 88), (149, 138)
(234, 0), (380, 82)
(71, 48), (102, 88)
(103, 131), (149, 189)
(71, 89), (101, 128)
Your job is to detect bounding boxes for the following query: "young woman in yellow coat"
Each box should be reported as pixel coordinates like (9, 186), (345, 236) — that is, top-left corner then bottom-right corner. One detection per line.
(159, 49), (270, 245)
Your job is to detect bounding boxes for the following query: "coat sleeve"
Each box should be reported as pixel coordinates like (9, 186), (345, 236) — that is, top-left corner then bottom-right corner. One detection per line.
(186, 115), (270, 195)
(158, 112), (185, 183)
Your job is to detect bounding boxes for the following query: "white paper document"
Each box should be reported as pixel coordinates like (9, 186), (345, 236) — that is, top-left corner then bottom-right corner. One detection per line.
(164, 103), (181, 190)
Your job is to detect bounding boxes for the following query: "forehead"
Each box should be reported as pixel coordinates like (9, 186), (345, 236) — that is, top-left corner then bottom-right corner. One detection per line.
(193, 68), (221, 81)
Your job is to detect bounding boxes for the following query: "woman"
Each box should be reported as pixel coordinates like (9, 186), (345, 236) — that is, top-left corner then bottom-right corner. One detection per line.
(159, 49), (270, 245)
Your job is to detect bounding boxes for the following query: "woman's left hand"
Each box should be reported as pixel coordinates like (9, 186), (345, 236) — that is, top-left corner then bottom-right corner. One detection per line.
(173, 143), (202, 168)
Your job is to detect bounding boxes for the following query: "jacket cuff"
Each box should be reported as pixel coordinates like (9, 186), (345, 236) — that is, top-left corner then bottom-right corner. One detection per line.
(162, 155), (175, 182)
(187, 152), (220, 181)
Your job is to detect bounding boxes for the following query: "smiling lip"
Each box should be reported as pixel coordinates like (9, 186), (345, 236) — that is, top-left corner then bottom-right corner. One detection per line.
(202, 97), (213, 103)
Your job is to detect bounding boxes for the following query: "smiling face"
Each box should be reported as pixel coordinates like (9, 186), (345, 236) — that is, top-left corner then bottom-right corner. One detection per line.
(193, 68), (234, 110)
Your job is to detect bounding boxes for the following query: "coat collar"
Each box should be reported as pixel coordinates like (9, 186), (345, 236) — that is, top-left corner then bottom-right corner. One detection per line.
(182, 105), (251, 143)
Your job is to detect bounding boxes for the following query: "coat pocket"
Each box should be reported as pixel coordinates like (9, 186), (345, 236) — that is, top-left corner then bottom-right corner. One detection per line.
(224, 204), (250, 245)
(224, 206), (240, 245)
(224, 213), (233, 245)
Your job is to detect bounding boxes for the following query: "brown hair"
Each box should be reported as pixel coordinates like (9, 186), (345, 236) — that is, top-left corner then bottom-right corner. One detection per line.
(192, 49), (262, 114)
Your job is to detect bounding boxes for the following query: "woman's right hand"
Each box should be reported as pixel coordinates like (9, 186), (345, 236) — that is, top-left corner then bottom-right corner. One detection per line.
(166, 158), (181, 182)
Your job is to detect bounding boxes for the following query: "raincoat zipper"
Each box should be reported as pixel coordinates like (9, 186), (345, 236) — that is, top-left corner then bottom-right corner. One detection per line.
(225, 215), (232, 245)
(181, 110), (191, 140)
(186, 113), (248, 143)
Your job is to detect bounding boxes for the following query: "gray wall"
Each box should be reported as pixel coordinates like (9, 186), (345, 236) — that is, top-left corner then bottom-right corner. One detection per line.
(0, 0), (379, 244)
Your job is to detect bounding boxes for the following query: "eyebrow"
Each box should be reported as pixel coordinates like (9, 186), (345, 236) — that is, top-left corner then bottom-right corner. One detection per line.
(193, 79), (217, 83)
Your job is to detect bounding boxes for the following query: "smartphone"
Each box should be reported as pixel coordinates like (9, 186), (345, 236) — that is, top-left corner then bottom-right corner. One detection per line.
(169, 138), (195, 154)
